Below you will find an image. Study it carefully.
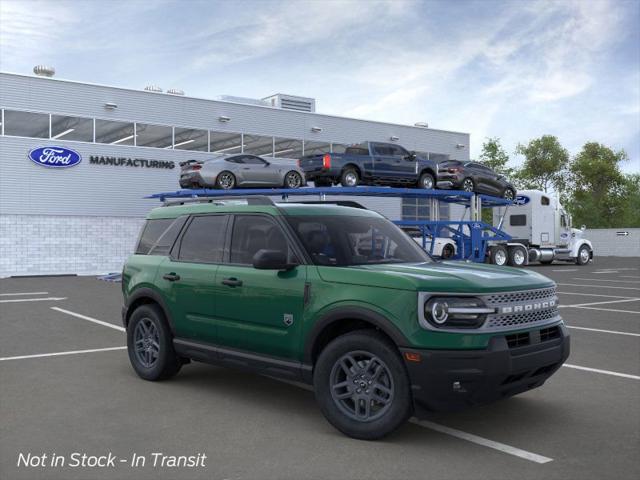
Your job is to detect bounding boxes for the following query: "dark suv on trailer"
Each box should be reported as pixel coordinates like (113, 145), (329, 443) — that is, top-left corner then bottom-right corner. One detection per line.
(437, 160), (516, 199)
(122, 197), (569, 439)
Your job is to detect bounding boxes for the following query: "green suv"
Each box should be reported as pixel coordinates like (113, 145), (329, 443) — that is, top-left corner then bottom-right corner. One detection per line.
(122, 197), (569, 439)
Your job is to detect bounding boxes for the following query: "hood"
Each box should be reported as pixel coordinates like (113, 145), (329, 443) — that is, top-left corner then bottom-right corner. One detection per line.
(316, 261), (554, 293)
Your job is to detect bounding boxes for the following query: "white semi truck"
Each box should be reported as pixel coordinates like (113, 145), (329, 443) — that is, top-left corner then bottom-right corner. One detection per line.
(488, 190), (593, 267)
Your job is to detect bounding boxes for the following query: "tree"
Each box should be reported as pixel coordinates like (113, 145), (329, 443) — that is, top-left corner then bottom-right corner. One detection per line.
(618, 174), (640, 227)
(566, 142), (630, 228)
(479, 137), (514, 177)
(515, 135), (569, 193)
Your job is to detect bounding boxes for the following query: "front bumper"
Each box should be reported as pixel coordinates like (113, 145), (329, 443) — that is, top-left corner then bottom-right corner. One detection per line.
(401, 323), (570, 415)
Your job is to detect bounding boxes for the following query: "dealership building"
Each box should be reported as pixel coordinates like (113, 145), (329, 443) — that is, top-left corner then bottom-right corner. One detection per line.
(0, 69), (470, 277)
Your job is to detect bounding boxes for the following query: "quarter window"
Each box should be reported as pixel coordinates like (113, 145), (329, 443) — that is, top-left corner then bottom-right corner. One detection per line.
(136, 218), (175, 255)
(178, 215), (227, 263)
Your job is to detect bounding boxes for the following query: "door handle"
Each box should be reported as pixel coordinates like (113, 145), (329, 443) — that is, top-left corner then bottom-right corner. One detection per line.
(221, 277), (243, 287)
(163, 273), (181, 282)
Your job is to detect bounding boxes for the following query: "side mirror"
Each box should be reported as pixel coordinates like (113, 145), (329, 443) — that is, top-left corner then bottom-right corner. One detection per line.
(405, 151), (416, 161)
(252, 249), (296, 271)
(581, 225), (586, 231)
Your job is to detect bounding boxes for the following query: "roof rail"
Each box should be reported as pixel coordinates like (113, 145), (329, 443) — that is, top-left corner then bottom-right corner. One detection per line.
(162, 196), (275, 207)
(284, 200), (368, 209)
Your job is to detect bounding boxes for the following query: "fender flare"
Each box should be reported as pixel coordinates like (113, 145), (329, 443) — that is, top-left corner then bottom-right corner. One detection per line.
(124, 287), (176, 334)
(571, 239), (593, 257)
(303, 306), (409, 365)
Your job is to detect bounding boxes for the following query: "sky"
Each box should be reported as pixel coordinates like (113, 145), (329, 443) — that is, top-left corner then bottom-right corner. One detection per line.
(1, 0), (638, 172)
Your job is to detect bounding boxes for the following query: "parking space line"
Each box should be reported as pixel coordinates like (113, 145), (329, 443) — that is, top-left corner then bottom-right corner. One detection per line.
(559, 298), (640, 308)
(621, 276), (640, 279)
(51, 307), (125, 332)
(269, 377), (553, 464)
(572, 278), (640, 284)
(593, 271), (619, 274)
(411, 419), (553, 464)
(0, 346), (126, 362)
(563, 364), (640, 380)
(552, 269), (578, 272)
(557, 283), (640, 291)
(0, 297), (67, 303)
(558, 291), (637, 299)
(0, 291), (49, 296)
(565, 325), (640, 337)
(564, 305), (640, 314)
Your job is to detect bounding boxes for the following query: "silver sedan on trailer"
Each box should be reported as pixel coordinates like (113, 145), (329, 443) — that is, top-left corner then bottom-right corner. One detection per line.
(179, 154), (306, 189)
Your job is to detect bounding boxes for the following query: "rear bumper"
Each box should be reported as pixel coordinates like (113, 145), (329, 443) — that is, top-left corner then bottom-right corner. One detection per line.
(436, 174), (464, 189)
(401, 323), (570, 415)
(301, 166), (340, 181)
(179, 172), (208, 188)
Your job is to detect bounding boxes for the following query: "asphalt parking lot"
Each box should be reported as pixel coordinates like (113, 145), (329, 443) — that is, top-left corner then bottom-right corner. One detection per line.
(1, 257), (639, 480)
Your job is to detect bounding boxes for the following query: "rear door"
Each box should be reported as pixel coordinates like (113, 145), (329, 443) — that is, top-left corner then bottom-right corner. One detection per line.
(387, 144), (416, 181)
(371, 143), (395, 179)
(157, 214), (229, 344)
(213, 214), (307, 359)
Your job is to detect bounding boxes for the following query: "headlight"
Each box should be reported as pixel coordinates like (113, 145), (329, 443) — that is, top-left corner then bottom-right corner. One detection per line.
(424, 297), (493, 329)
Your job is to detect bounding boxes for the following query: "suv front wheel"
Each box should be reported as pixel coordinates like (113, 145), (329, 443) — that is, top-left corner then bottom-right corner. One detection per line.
(314, 330), (412, 440)
(127, 304), (182, 381)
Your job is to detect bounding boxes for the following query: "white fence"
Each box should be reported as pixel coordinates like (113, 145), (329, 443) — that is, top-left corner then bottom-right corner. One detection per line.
(587, 228), (640, 257)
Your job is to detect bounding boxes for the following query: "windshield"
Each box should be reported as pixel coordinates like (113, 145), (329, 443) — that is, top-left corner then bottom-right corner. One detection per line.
(285, 215), (433, 266)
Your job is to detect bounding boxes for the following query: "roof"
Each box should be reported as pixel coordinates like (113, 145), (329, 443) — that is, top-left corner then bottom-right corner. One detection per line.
(146, 201), (381, 220)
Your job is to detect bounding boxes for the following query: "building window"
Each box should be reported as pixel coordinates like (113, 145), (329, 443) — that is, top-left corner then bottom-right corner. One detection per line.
(173, 127), (208, 151)
(402, 198), (430, 221)
(95, 119), (135, 145)
(51, 114), (93, 142)
(210, 131), (243, 154)
(244, 134), (274, 156)
(3, 110), (49, 138)
(273, 137), (303, 159)
(135, 123), (173, 149)
(303, 140), (330, 156)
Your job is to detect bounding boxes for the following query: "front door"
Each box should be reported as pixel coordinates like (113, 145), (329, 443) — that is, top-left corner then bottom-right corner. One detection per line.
(214, 214), (307, 359)
(239, 155), (278, 185)
(158, 214), (229, 344)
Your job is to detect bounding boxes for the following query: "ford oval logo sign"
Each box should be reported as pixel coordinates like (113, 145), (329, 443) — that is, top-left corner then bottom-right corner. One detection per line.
(514, 195), (530, 205)
(28, 146), (82, 168)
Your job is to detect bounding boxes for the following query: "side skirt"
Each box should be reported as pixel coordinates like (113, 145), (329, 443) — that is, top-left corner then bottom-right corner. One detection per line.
(173, 338), (313, 384)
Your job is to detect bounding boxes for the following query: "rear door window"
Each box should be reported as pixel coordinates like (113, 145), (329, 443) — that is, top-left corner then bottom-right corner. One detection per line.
(178, 215), (228, 263)
(229, 215), (295, 265)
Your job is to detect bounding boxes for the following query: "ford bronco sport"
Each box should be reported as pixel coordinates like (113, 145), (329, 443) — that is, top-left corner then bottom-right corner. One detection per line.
(122, 197), (569, 440)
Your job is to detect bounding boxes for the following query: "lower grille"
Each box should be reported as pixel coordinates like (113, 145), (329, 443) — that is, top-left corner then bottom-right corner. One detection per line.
(540, 326), (561, 342)
(506, 332), (530, 348)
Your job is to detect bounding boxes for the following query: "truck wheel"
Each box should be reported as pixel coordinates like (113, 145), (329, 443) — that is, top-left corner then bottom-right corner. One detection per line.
(490, 245), (508, 266)
(503, 188), (516, 201)
(418, 172), (435, 190)
(576, 245), (591, 265)
(314, 330), (412, 440)
(462, 178), (475, 192)
(507, 246), (526, 267)
(441, 243), (455, 259)
(127, 304), (182, 381)
(216, 171), (236, 189)
(340, 168), (360, 187)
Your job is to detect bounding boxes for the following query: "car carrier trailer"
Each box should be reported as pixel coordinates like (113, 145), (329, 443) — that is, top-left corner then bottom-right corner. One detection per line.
(148, 186), (593, 267)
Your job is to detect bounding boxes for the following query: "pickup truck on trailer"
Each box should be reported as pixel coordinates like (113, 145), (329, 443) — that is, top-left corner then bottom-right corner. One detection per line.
(298, 141), (439, 189)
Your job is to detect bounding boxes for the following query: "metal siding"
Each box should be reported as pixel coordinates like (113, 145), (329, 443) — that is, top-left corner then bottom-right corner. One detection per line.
(1, 72), (469, 219)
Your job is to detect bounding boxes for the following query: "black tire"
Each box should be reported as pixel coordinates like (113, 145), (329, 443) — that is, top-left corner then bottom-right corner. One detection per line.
(284, 170), (303, 189)
(503, 188), (516, 201)
(313, 330), (412, 440)
(340, 168), (360, 187)
(441, 243), (455, 259)
(418, 172), (435, 190)
(127, 304), (182, 381)
(216, 171), (236, 190)
(576, 245), (591, 265)
(462, 177), (475, 192)
(490, 245), (508, 266)
(314, 178), (332, 187)
(507, 246), (527, 267)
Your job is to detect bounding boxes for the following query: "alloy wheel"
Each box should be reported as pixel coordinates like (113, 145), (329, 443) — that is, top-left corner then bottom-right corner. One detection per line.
(286, 172), (302, 188)
(329, 351), (394, 422)
(133, 318), (160, 368)
(504, 189), (515, 200)
(218, 173), (235, 189)
(421, 175), (434, 189)
(344, 172), (358, 187)
(462, 179), (474, 192)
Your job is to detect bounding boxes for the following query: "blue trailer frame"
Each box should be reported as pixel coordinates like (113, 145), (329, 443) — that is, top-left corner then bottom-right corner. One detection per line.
(147, 187), (512, 263)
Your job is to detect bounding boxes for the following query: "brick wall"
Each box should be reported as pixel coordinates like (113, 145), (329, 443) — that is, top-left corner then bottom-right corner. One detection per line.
(0, 215), (145, 277)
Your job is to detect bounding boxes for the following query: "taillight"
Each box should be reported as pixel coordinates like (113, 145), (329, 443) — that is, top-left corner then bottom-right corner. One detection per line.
(448, 167), (459, 173)
(192, 165), (202, 170)
(297, 159), (301, 167)
(322, 153), (331, 169)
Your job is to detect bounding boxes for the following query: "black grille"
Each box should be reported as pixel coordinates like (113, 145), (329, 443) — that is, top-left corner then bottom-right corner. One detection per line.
(485, 287), (556, 305)
(540, 326), (561, 342)
(506, 332), (530, 348)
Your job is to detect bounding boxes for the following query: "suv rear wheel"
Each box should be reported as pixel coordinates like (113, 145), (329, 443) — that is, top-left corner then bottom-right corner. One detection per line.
(314, 330), (412, 440)
(127, 304), (182, 381)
